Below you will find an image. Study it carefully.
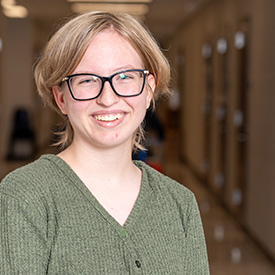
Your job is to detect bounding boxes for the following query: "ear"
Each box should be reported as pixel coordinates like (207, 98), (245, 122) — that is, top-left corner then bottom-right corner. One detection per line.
(146, 74), (156, 109)
(52, 86), (68, 115)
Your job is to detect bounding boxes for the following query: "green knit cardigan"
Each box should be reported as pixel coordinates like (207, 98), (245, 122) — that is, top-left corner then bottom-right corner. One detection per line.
(0, 154), (209, 274)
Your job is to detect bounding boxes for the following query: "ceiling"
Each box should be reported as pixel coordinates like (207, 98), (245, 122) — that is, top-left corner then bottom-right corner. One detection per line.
(16, 0), (210, 44)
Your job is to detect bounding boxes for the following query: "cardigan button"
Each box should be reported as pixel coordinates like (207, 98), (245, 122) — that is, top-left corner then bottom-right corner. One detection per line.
(135, 260), (141, 268)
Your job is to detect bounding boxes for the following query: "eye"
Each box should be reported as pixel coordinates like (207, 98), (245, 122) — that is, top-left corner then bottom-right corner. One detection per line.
(74, 75), (99, 86)
(80, 76), (98, 84)
(116, 72), (137, 82)
(119, 73), (132, 80)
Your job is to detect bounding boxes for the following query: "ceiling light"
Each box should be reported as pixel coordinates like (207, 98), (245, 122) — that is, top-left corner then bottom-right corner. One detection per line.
(71, 3), (149, 15)
(2, 5), (28, 18)
(1, 0), (15, 7)
(1, 0), (28, 18)
(68, 0), (152, 3)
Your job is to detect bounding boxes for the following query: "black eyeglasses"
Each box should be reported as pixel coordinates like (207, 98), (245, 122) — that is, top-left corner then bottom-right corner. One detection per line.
(61, 69), (150, 101)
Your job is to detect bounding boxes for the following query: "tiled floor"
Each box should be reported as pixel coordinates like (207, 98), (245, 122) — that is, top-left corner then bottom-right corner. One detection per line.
(161, 129), (275, 275)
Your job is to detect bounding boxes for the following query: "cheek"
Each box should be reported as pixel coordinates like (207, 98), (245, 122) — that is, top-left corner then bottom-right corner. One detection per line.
(66, 101), (90, 123)
(126, 96), (148, 116)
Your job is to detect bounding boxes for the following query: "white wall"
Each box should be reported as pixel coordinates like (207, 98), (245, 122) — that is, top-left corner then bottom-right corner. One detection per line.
(245, 0), (275, 258)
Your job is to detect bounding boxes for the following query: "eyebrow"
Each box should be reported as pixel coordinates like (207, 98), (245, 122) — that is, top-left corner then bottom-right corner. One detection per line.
(72, 65), (143, 76)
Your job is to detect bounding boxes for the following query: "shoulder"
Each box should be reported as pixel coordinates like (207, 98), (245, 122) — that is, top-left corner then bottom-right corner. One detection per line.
(134, 160), (197, 206)
(0, 154), (62, 203)
(134, 161), (202, 232)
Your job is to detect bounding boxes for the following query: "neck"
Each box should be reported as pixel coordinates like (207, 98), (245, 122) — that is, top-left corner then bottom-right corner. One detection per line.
(58, 139), (138, 187)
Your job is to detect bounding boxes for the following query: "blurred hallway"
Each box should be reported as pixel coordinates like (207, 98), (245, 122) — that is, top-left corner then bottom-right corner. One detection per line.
(163, 128), (275, 275)
(1, 0), (275, 273)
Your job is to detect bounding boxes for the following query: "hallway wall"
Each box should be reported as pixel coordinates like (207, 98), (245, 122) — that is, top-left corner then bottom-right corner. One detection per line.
(167, 0), (275, 260)
(246, 0), (275, 259)
(0, 13), (34, 177)
(0, 10), (58, 178)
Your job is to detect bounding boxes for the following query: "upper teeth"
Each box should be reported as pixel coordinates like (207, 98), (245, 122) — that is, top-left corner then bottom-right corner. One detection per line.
(94, 113), (123, 121)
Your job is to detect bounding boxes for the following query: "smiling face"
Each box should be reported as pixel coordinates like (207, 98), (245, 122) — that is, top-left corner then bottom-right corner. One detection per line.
(53, 28), (155, 152)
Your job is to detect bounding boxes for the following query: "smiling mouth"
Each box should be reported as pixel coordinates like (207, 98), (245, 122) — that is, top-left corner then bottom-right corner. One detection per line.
(93, 113), (124, 122)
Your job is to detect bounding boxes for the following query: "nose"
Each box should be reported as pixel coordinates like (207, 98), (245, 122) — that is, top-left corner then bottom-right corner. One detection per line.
(96, 80), (119, 106)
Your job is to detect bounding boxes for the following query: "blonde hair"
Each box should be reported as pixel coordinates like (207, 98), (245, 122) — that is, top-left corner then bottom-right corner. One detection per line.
(34, 11), (170, 151)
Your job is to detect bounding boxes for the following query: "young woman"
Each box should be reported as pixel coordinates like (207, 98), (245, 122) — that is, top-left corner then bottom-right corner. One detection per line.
(0, 11), (209, 274)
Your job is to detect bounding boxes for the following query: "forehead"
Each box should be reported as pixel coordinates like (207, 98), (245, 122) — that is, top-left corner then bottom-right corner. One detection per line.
(73, 29), (143, 74)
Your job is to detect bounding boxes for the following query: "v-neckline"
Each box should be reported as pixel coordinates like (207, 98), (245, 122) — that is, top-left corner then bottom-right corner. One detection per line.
(42, 154), (150, 232)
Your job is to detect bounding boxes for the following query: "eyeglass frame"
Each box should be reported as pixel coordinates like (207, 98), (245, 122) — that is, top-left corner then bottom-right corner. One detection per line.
(60, 69), (150, 101)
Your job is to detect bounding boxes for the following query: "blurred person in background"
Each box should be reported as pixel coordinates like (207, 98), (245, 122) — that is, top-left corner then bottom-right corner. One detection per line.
(0, 11), (209, 274)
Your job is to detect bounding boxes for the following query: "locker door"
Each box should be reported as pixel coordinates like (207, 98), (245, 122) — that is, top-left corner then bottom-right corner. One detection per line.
(213, 37), (229, 197)
(231, 24), (249, 220)
(201, 42), (214, 184)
